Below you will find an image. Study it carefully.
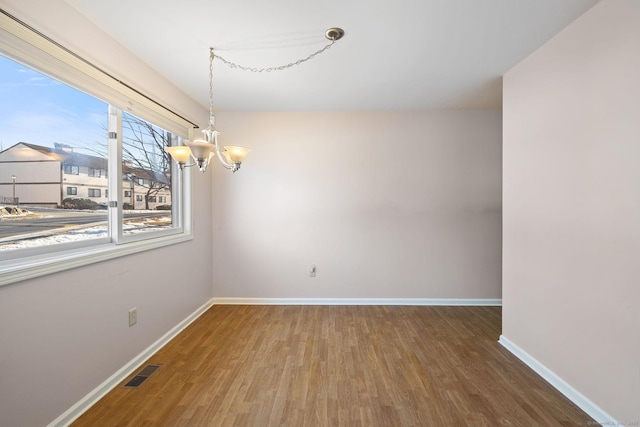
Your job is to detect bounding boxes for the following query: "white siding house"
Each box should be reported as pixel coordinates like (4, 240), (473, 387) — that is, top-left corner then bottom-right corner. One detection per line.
(0, 142), (171, 209)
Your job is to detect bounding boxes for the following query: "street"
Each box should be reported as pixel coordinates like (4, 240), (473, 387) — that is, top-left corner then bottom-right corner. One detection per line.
(0, 207), (167, 240)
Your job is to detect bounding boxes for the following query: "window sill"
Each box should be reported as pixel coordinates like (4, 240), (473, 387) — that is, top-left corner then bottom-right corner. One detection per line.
(0, 232), (193, 287)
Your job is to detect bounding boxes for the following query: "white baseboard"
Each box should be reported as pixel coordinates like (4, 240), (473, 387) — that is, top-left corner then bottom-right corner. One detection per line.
(48, 298), (215, 427)
(498, 335), (616, 424)
(212, 297), (502, 306)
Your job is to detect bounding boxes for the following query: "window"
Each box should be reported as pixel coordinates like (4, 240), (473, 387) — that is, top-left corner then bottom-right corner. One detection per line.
(124, 190), (131, 197)
(121, 111), (174, 235)
(63, 165), (79, 175)
(0, 12), (194, 287)
(159, 196), (166, 203)
(0, 55), (108, 248)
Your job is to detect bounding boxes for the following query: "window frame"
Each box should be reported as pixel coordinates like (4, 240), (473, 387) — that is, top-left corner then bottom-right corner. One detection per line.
(0, 11), (195, 287)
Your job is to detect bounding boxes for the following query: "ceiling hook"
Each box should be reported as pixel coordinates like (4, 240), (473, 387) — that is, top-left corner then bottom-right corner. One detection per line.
(325, 28), (345, 41)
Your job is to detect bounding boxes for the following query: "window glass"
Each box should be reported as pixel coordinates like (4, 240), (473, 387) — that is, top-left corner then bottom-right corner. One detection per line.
(120, 111), (176, 236)
(0, 54), (108, 251)
(0, 54), (184, 253)
(64, 165), (80, 175)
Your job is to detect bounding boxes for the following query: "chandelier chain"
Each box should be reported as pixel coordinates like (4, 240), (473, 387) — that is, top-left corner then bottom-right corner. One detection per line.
(208, 48), (215, 125)
(212, 39), (336, 73)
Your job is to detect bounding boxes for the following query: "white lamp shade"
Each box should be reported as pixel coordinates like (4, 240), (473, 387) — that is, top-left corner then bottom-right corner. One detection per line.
(223, 145), (251, 163)
(165, 146), (192, 163)
(185, 139), (215, 160)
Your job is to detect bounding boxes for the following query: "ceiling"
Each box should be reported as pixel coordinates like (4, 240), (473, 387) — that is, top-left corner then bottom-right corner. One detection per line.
(64, 0), (599, 112)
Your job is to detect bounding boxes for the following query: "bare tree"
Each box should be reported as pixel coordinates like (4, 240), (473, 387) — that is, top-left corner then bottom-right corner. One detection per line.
(121, 112), (172, 209)
(78, 112), (174, 210)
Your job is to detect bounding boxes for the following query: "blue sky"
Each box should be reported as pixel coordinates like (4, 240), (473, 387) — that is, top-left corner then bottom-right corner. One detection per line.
(0, 54), (108, 155)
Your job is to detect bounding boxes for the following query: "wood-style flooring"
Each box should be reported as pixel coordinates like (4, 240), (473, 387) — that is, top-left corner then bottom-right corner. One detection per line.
(73, 305), (593, 426)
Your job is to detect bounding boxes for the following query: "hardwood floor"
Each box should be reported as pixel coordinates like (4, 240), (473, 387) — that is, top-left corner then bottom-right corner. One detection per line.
(73, 305), (593, 426)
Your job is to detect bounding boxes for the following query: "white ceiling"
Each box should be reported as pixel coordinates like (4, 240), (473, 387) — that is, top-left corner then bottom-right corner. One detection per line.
(64, 0), (599, 112)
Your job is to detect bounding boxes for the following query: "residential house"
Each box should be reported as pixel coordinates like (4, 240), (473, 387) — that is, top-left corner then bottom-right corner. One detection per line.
(0, 142), (171, 209)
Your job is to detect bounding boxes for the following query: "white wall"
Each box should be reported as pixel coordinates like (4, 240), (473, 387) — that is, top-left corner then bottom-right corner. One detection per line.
(212, 110), (502, 300)
(503, 0), (640, 422)
(0, 2), (212, 426)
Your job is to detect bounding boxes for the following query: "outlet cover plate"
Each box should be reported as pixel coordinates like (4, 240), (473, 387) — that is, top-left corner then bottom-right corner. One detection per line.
(128, 308), (137, 327)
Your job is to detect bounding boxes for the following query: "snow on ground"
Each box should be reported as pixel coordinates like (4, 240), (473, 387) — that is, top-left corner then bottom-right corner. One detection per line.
(0, 206), (32, 217)
(0, 225), (109, 251)
(0, 212), (172, 251)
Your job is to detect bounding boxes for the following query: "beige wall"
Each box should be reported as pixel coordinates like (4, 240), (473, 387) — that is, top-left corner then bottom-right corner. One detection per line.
(0, 2), (211, 426)
(0, 151), (61, 204)
(503, 0), (640, 422)
(212, 110), (502, 300)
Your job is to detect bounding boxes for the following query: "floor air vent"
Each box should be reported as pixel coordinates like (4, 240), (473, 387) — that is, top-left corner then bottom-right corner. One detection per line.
(122, 364), (161, 388)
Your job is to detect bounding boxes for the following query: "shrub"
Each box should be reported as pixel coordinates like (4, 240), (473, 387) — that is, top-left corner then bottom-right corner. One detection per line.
(62, 198), (100, 210)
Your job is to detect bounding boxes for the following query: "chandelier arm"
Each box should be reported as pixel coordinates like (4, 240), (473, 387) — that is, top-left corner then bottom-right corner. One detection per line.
(179, 161), (199, 170)
(210, 130), (233, 170)
(213, 39), (337, 73)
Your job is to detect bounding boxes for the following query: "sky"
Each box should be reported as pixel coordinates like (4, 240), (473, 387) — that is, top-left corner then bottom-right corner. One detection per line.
(0, 54), (108, 155)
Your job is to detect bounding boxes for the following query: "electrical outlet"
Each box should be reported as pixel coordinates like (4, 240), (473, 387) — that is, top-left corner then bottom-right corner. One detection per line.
(128, 307), (137, 327)
(309, 264), (317, 277)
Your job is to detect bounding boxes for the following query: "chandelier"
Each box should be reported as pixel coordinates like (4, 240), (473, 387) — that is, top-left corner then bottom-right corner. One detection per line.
(166, 28), (345, 173)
